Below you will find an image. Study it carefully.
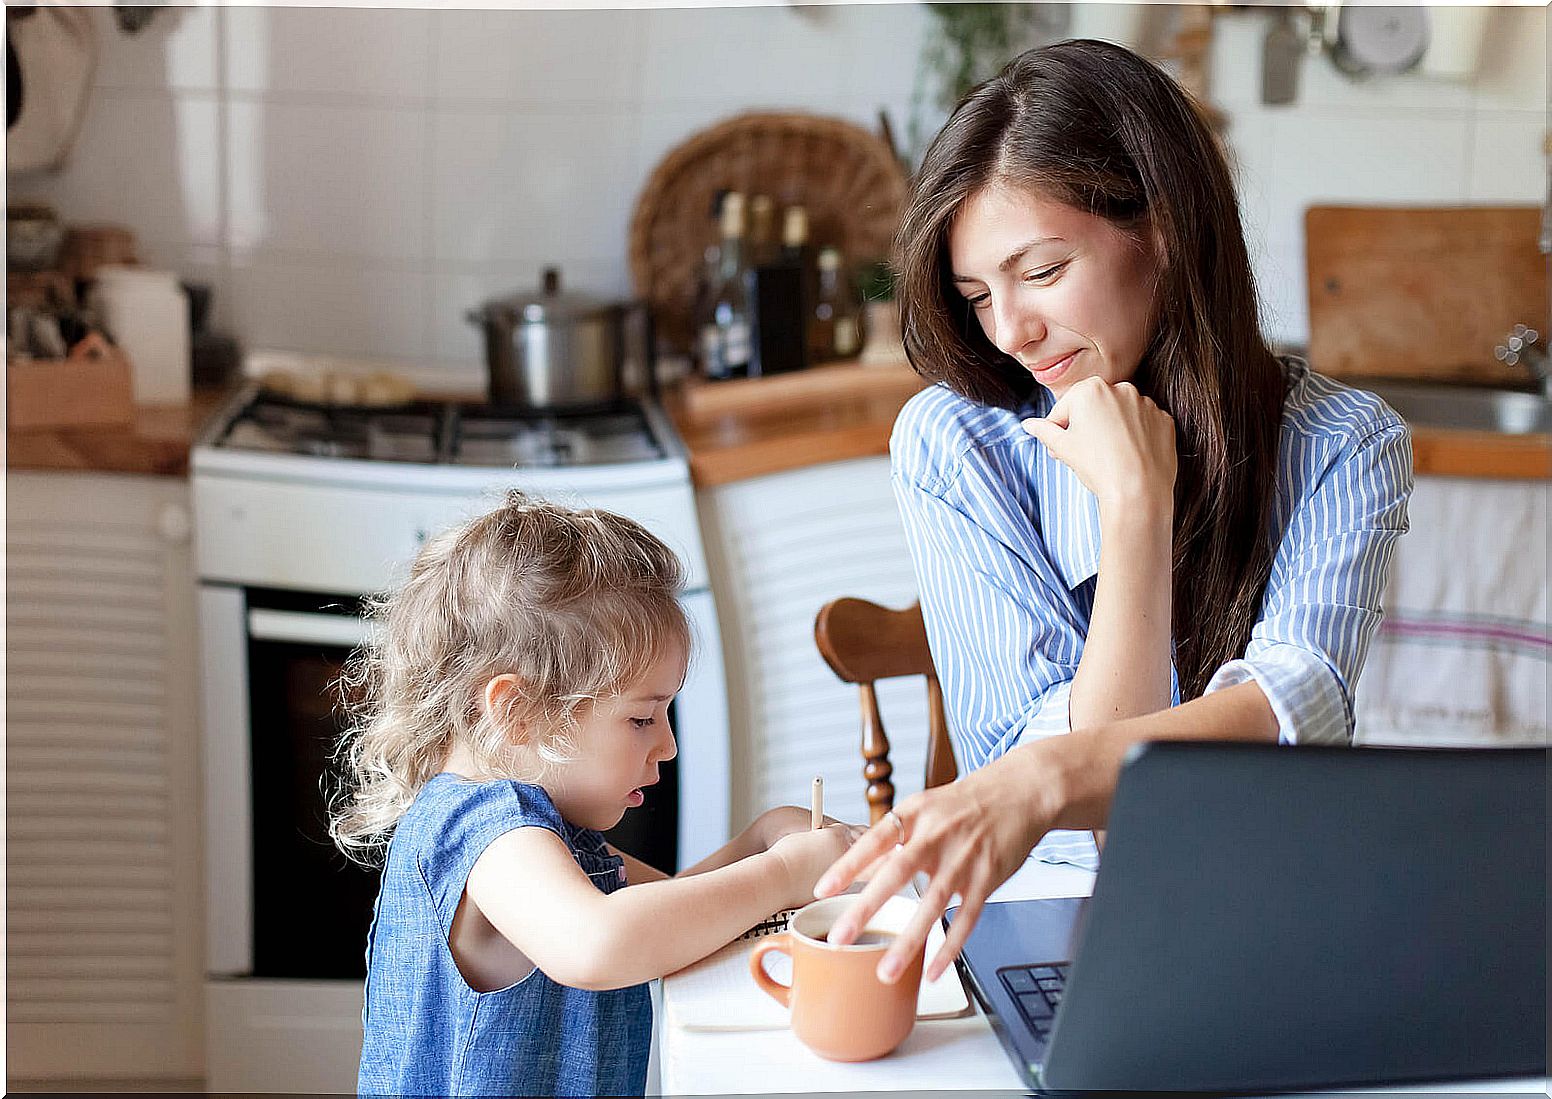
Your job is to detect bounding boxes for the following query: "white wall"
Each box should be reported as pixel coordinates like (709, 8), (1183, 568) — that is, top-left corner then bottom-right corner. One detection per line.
(9, 2), (1546, 378)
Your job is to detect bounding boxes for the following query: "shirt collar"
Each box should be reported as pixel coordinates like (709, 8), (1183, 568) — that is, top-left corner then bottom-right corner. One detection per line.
(1022, 389), (1102, 591)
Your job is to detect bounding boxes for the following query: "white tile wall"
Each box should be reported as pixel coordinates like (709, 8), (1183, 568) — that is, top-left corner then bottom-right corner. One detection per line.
(10, 2), (1547, 367)
(432, 9), (647, 105)
(225, 99), (431, 261)
(93, 5), (220, 93)
(223, 6), (433, 102)
(42, 91), (225, 248)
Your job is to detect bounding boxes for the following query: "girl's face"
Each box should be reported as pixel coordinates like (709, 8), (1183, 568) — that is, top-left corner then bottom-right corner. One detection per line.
(545, 643), (685, 833)
(947, 182), (1162, 397)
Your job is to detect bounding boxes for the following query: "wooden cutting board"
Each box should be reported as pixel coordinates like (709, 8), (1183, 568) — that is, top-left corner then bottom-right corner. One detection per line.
(1305, 206), (1548, 384)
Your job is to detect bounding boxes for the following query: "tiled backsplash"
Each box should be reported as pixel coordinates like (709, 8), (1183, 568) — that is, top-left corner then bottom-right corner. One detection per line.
(12, 3), (1547, 378)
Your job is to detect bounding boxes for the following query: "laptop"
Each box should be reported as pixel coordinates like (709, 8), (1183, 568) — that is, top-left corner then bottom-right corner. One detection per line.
(947, 742), (1547, 1093)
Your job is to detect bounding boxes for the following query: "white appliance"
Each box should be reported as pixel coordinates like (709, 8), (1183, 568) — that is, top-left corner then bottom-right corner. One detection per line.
(190, 387), (729, 1093)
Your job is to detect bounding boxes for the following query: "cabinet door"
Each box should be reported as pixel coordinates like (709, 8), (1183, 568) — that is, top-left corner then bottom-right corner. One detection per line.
(698, 457), (925, 828)
(6, 471), (204, 1082)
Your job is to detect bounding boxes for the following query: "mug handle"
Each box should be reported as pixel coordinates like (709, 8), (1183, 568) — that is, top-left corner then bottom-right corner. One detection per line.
(748, 932), (793, 1008)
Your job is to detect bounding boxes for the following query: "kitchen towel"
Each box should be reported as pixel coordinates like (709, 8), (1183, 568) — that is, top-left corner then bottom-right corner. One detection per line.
(1354, 475), (1549, 746)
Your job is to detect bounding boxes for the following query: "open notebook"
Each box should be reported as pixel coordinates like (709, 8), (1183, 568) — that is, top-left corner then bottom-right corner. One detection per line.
(663, 893), (970, 1032)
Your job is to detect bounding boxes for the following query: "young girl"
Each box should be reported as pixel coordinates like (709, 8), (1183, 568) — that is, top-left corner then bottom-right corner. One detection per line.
(330, 491), (857, 1097)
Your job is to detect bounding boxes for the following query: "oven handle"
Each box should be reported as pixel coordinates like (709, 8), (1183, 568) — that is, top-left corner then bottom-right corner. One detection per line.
(247, 607), (375, 649)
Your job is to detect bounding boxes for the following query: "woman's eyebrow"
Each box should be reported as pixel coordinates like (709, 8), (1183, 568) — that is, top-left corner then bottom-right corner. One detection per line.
(997, 237), (1064, 272)
(952, 237), (1066, 283)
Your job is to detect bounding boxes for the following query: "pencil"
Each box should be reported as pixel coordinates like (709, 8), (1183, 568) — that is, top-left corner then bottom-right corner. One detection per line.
(811, 776), (823, 830)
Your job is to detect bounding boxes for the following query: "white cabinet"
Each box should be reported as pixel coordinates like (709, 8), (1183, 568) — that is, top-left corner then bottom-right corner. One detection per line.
(6, 471), (204, 1084)
(697, 457), (930, 829)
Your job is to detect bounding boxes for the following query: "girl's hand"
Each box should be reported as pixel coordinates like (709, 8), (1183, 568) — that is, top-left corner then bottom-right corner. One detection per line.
(812, 744), (1066, 985)
(752, 805), (847, 851)
(1021, 377), (1176, 518)
(769, 823), (865, 908)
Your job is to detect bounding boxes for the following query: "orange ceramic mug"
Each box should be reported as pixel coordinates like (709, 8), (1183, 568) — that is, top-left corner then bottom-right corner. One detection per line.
(748, 894), (925, 1061)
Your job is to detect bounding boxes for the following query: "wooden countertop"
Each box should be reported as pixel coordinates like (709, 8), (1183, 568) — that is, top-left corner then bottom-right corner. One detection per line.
(7, 383), (239, 477)
(668, 361), (1552, 486)
(9, 365), (1546, 482)
(665, 360), (928, 487)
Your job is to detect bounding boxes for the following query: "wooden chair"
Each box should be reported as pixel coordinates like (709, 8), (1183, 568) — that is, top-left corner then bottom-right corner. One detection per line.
(814, 598), (957, 824)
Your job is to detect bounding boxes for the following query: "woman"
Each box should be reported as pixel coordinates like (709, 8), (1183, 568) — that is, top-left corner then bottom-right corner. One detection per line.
(815, 39), (1412, 984)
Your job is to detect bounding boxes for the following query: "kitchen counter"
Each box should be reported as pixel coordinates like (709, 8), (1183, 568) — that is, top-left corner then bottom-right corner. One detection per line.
(668, 362), (1552, 485)
(10, 365), (1545, 482)
(665, 360), (927, 487)
(7, 383), (239, 477)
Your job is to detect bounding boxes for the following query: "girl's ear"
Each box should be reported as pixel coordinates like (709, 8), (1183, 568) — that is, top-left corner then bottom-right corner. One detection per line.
(484, 673), (521, 717)
(484, 673), (524, 724)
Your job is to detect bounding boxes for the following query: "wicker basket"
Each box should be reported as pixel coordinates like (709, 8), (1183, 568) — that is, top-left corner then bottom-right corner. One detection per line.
(628, 111), (908, 354)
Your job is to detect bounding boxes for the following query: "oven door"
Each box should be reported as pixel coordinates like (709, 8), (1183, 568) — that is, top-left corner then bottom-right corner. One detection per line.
(200, 585), (381, 978)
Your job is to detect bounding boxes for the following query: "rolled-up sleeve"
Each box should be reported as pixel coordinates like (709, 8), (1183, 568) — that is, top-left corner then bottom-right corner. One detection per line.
(1205, 423), (1413, 744)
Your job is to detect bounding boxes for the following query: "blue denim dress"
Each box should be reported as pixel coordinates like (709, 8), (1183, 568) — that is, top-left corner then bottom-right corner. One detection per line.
(357, 774), (650, 1096)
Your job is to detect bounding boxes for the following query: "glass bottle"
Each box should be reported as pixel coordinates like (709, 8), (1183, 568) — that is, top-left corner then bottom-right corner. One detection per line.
(812, 246), (859, 362)
(692, 190), (728, 379)
(703, 191), (752, 380)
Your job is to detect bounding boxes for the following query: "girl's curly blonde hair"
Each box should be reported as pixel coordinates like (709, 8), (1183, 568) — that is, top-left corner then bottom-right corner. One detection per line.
(328, 490), (690, 866)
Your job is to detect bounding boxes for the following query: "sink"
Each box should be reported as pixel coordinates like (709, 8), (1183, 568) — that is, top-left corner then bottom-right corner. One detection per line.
(1356, 380), (1552, 436)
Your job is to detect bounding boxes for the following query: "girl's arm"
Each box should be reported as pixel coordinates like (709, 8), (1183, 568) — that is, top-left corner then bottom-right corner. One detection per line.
(469, 822), (854, 990)
(609, 846), (669, 884)
(608, 806), (842, 882)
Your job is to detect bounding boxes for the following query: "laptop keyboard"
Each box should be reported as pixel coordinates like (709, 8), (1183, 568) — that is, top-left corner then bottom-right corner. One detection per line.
(998, 963), (1068, 1038)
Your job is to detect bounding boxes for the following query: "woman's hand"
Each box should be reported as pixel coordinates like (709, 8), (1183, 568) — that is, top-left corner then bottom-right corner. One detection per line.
(1021, 377), (1176, 518)
(812, 743), (1069, 984)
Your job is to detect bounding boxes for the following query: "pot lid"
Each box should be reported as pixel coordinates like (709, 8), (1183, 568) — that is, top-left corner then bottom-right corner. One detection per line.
(478, 267), (618, 325)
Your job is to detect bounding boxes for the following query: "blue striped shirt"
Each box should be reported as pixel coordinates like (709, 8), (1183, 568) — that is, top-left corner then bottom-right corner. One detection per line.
(890, 359), (1413, 869)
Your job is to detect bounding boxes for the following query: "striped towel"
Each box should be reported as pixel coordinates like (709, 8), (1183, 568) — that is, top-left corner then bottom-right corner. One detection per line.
(1354, 476), (1549, 745)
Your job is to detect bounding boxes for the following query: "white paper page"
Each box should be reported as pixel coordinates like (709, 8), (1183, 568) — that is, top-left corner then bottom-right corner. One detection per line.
(664, 894), (968, 1032)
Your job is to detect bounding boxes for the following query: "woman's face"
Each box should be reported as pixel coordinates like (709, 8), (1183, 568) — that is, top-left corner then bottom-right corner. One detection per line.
(947, 182), (1162, 397)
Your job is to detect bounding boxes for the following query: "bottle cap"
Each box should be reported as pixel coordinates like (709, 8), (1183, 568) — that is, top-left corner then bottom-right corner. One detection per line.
(720, 192), (747, 238)
(783, 206), (809, 248)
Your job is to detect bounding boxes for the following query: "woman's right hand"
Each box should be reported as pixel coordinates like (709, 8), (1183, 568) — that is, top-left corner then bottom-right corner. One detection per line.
(769, 823), (864, 908)
(812, 741), (1068, 985)
(1020, 376), (1176, 518)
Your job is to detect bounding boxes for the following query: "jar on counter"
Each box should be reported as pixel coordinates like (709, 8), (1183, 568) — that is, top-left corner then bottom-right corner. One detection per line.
(88, 265), (190, 405)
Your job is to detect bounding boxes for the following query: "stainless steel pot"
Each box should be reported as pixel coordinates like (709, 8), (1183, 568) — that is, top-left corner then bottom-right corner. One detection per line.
(467, 267), (626, 408)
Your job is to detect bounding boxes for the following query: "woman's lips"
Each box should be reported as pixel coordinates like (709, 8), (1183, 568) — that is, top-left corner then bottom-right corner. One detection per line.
(626, 789), (645, 808)
(1030, 350), (1078, 386)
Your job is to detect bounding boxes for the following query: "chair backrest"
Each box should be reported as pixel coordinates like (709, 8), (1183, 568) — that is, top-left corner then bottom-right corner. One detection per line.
(814, 597), (957, 824)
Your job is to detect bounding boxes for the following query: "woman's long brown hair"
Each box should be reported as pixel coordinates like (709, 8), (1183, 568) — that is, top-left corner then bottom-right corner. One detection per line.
(895, 39), (1286, 700)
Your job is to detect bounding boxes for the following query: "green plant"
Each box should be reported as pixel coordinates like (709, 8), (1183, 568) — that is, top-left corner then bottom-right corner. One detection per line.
(907, 3), (1071, 164)
(856, 258), (896, 303)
